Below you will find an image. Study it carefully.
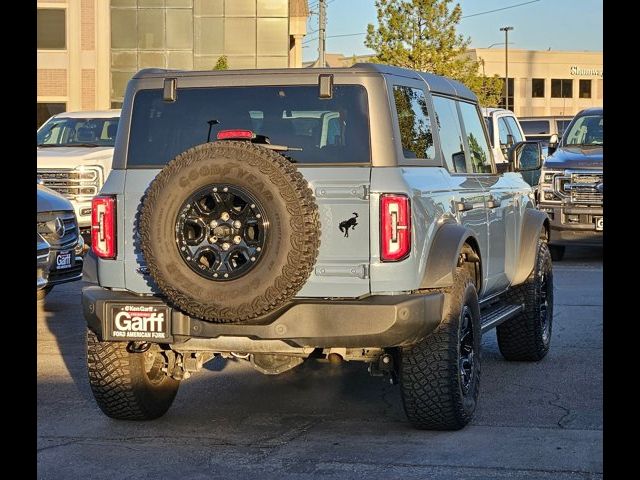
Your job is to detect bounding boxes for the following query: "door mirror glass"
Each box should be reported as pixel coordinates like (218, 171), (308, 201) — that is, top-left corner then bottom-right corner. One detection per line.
(509, 141), (542, 171)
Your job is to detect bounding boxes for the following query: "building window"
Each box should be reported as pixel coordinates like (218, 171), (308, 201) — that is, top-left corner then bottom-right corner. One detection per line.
(392, 86), (434, 159)
(532, 78), (545, 98)
(579, 79), (592, 99)
(551, 79), (573, 98)
(37, 9), (66, 50)
(37, 103), (66, 130)
(497, 78), (514, 111)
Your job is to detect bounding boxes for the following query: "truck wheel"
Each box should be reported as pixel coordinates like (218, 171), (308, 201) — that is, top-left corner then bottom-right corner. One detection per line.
(86, 330), (179, 420)
(400, 264), (481, 430)
(497, 240), (553, 361)
(140, 141), (320, 323)
(549, 244), (565, 261)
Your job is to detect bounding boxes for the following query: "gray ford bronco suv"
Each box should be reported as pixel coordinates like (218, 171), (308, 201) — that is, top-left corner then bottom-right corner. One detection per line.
(82, 64), (552, 430)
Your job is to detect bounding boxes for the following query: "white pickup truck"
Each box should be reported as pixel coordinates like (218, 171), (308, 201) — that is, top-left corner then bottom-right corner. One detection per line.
(37, 110), (121, 240)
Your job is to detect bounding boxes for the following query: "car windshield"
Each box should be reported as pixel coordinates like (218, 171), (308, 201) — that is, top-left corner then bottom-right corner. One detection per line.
(37, 117), (119, 147)
(127, 85), (371, 166)
(562, 114), (603, 146)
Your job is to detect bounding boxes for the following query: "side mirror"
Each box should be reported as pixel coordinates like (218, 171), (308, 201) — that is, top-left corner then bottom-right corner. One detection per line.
(509, 141), (543, 172)
(506, 133), (515, 147)
(547, 133), (559, 156)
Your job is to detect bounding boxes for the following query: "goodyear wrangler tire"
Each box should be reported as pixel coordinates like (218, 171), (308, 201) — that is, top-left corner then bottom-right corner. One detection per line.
(140, 141), (320, 323)
(400, 264), (481, 430)
(86, 330), (179, 420)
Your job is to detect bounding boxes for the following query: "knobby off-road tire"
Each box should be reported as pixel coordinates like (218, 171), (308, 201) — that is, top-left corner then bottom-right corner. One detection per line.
(400, 264), (481, 430)
(497, 240), (553, 361)
(86, 330), (180, 420)
(549, 244), (565, 261)
(140, 141), (320, 323)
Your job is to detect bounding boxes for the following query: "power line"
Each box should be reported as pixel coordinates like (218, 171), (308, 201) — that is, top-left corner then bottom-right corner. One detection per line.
(461, 0), (541, 19)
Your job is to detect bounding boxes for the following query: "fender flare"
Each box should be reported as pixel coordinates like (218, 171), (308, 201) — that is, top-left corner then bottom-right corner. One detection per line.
(511, 209), (550, 286)
(420, 223), (480, 289)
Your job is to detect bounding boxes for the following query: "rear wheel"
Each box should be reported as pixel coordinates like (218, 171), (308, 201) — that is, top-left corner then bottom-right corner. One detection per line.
(400, 264), (481, 430)
(497, 240), (553, 361)
(86, 330), (180, 420)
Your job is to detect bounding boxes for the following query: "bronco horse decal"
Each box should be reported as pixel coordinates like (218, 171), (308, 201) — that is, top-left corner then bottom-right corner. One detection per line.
(339, 212), (359, 238)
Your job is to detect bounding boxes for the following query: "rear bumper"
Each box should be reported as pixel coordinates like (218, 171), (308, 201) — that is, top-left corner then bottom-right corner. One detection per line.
(82, 286), (444, 349)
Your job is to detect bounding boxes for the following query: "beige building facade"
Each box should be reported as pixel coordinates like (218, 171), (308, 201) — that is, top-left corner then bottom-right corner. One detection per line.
(37, 0), (309, 126)
(470, 48), (603, 117)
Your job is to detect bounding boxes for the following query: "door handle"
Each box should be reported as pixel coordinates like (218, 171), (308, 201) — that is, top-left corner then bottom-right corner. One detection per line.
(456, 201), (474, 212)
(486, 198), (500, 209)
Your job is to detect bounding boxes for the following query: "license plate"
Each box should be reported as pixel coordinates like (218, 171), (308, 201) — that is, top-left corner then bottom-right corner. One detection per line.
(55, 250), (74, 270)
(595, 217), (603, 231)
(109, 304), (171, 341)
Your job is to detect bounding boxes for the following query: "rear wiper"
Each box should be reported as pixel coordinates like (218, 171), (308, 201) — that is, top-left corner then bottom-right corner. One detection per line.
(258, 143), (303, 152)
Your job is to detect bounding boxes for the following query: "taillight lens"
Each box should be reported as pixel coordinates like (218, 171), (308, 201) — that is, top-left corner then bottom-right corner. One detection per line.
(216, 129), (255, 140)
(380, 194), (411, 261)
(91, 196), (116, 259)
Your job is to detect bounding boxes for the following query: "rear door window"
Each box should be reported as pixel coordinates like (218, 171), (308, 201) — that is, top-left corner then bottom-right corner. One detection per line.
(432, 96), (467, 173)
(457, 101), (493, 174)
(127, 85), (371, 166)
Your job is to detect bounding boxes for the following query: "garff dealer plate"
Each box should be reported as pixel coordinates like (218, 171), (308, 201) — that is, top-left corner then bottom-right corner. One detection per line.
(109, 304), (170, 340)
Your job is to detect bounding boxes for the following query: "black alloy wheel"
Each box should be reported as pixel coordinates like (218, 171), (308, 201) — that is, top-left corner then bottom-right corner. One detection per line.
(176, 185), (267, 281)
(459, 305), (476, 395)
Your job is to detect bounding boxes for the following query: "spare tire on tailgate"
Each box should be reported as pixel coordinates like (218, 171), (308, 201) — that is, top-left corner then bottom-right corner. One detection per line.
(140, 141), (320, 323)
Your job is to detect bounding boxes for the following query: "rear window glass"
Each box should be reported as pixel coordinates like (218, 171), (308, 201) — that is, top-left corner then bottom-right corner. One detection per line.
(127, 85), (371, 166)
(520, 120), (550, 135)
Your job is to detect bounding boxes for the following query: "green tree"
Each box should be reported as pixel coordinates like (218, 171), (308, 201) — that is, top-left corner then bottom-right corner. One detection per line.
(213, 55), (229, 70)
(365, 0), (503, 106)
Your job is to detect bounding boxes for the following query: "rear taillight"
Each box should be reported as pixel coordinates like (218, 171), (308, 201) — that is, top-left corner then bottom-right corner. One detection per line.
(216, 129), (255, 140)
(91, 196), (116, 259)
(380, 194), (411, 262)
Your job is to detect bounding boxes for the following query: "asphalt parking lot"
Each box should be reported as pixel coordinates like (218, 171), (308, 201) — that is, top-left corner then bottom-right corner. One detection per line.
(37, 246), (602, 480)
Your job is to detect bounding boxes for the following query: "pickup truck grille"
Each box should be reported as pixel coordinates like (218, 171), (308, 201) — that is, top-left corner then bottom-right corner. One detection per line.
(37, 168), (101, 200)
(37, 211), (79, 249)
(555, 171), (603, 205)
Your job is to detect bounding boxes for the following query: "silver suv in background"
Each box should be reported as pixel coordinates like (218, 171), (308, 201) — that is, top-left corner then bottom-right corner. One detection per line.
(37, 110), (121, 241)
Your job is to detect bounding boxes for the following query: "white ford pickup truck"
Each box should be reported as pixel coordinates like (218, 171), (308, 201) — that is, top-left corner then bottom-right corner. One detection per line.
(37, 110), (121, 240)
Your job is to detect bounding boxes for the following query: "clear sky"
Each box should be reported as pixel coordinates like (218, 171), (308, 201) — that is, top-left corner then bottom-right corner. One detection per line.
(302, 0), (603, 61)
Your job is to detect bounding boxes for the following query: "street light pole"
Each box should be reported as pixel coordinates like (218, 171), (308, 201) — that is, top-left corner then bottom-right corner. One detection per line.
(499, 26), (513, 111)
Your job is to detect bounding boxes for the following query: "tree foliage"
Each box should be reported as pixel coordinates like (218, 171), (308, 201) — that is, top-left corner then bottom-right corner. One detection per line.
(365, 0), (503, 106)
(213, 55), (229, 70)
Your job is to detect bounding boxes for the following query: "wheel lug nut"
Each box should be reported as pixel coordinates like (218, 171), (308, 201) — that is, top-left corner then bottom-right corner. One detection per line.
(223, 187), (228, 192)
(233, 235), (242, 244)
(256, 247), (261, 252)
(256, 213), (261, 218)
(210, 220), (218, 228)
(250, 204), (255, 208)
(213, 273), (218, 278)
(210, 236), (218, 243)
(213, 187), (218, 192)
(233, 220), (242, 229)
(251, 257), (256, 262)
(181, 246), (186, 251)
(221, 212), (230, 221)
(224, 273), (229, 278)
(222, 242), (230, 251)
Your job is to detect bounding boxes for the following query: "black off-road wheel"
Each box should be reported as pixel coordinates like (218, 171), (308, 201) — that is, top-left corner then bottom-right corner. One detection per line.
(140, 141), (320, 323)
(549, 244), (565, 261)
(86, 330), (179, 420)
(400, 264), (481, 430)
(497, 240), (553, 361)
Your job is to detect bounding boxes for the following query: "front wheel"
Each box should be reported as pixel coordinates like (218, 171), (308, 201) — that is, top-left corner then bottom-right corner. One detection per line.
(497, 240), (553, 361)
(86, 330), (180, 420)
(400, 264), (481, 430)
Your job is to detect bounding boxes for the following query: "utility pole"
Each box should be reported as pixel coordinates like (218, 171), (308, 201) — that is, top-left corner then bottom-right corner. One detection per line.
(500, 26), (513, 111)
(318, 0), (326, 67)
